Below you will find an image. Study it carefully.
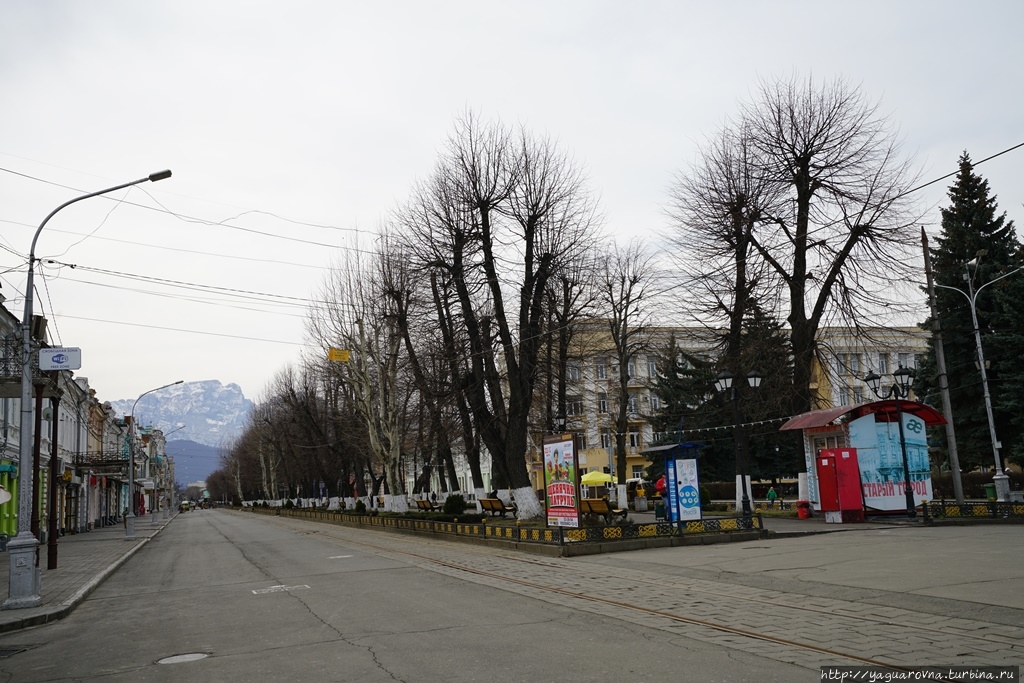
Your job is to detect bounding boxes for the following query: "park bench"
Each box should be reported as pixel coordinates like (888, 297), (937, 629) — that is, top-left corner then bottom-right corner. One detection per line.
(480, 497), (517, 518)
(581, 498), (627, 523)
(414, 498), (442, 512)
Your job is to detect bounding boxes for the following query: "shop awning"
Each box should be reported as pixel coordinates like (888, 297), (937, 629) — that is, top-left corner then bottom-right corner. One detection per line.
(779, 400), (946, 431)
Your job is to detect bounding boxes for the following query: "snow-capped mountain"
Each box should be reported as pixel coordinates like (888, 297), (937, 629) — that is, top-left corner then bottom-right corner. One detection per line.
(109, 379), (253, 448)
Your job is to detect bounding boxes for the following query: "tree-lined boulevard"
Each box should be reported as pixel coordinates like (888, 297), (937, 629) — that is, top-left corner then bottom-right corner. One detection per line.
(0, 510), (1020, 682)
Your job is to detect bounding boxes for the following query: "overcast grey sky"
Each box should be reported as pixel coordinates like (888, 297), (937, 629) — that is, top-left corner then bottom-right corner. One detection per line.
(1, 1), (1022, 404)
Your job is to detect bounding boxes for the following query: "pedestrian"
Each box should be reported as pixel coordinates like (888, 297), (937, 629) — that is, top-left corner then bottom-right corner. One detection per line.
(767, 486), (778, 508)
(655, 475), (666, 498)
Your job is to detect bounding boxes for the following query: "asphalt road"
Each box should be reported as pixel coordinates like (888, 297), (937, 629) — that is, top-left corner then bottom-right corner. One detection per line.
(0, 509), (804, 682)
(0, 510), (1019, 682)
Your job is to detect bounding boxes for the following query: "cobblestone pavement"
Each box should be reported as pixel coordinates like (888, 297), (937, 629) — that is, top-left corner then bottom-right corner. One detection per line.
(267, 516), (1024, 674)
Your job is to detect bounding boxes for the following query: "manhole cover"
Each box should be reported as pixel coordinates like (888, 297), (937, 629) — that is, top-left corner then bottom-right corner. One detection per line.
(158, 653), (209, 664)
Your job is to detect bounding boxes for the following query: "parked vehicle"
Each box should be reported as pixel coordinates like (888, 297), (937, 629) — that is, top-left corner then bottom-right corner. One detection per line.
(179, 501), (190, 512)
(626, 478), (653, 503)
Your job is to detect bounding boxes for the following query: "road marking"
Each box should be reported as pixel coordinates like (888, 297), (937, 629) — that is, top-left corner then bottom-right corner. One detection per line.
(328, 555), (353, 559)
(252, 584), (310, 595)
(158, 653), (209, 664)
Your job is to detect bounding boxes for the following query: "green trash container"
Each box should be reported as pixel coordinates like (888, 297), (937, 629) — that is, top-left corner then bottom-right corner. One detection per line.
(654, 499), (666, 520)
(983, 483), (996, 501)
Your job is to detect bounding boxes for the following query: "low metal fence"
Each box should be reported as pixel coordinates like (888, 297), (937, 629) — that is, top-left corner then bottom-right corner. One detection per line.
(926, 500), (1024, 519)
(240, 506), (763, 548)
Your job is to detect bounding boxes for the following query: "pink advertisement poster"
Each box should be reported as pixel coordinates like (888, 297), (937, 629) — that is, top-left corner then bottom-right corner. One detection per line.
(543, 435), (579, 527)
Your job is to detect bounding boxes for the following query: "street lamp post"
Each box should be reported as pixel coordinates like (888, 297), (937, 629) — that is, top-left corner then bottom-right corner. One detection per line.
(127, 380), (182, 540)
(714, 369), (762, 519)
(4, 170), (171, 610)
(934, 256), (1022, 503)
(863, 366), (917, 519)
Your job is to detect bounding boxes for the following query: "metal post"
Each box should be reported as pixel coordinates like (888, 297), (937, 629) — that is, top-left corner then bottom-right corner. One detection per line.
(47, 394), (59, 569)
(921, 229), (964, 503)
(5, 170), (171, 609)
(893, 395), (916, 519)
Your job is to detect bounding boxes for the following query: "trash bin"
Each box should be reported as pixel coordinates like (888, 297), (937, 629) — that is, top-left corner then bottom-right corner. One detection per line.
(983, 483), (996, 501)
(654, 499), (666, 520)
(635, 496), (648, 512)
(796, 500), (812, 519)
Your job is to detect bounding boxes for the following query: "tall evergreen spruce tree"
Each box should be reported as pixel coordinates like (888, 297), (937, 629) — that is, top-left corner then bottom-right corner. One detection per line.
(920, 153), (1020, 471)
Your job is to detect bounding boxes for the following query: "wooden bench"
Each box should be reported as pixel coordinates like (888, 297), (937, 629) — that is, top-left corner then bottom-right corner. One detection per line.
(414, 498), (442, 512)
(480, 497), (517, 518)
(581, 498), (627, 523)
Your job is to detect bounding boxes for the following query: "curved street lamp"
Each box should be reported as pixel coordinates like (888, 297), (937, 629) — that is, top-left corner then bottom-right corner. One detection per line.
(863, 366), (917, 519)
(127, 380), (183, 540)
(4, 170), (172, 610)
(714, 369), (762, 519)
(934, 256), (1022, 502)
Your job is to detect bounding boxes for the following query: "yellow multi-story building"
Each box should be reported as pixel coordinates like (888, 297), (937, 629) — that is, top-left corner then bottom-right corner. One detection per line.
(528, 324), (930, 487)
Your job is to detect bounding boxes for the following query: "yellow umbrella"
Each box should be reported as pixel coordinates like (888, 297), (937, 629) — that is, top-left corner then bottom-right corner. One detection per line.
(580, 471), (615, 486)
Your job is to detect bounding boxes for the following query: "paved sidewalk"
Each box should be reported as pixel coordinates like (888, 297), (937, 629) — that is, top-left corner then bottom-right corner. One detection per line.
(0, 514), (174, 633)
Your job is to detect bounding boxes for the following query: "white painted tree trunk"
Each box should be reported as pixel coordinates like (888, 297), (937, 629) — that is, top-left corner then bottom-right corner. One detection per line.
(385, 493), (409, 513)
(511, 485), (543, 519)
(473, 486), (486, 513)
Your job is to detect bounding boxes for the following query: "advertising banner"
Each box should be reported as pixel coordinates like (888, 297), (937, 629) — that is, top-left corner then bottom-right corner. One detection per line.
(666, 458), (701, 522)
(848, 413), (932, 510)
(543, 434), (579, 527)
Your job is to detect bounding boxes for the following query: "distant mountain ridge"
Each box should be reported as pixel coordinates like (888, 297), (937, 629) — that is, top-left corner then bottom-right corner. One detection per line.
(109, 379), (253, 450)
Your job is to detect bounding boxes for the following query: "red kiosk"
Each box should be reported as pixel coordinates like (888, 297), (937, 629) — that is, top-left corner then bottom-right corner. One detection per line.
(781, 401), (946, 523)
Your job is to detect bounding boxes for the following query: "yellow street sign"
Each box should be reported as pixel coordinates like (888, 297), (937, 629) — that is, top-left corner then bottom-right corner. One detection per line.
(328, 347), (350, 362)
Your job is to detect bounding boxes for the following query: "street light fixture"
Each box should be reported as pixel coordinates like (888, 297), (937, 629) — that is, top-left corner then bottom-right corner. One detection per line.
(127, 381), (183, 540)
(4, 170), (171, 610)
(934, 255), (1022, 502)
(863, 365), (917, 519)
(714, 369), (762, 519)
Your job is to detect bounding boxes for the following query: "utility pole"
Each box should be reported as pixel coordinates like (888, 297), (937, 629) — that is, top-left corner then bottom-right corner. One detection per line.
(921, 228), (964, 504)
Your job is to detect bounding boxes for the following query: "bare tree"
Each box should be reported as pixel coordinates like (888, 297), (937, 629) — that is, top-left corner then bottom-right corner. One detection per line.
(599, 240), (656, 486)
(400, 113), (601, 518)
(669, 75), (920, 414)
(307, 239), (412, 512)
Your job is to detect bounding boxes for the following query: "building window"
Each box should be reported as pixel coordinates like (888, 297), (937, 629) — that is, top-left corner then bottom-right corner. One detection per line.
(597, 392), (608, 413)
(914, 354), (922, 370)
(848, 353), (860, 376)
(898, 352), (910, 369)
(650, 393), (662, 411)
(566, 395), (583, 416)
(627, 393), (638, 413)
(600, 429), (612, 449)
(627, 358), (636, 378)
(839, 388), (850, 406)
(628, 431), (640, 448)
(566, 361), (582, 382)
(878, 352), (889, 375)
(632, 465), (644, 478)
(647, 356), (658, 377)
(595, 358), (607, 380)
(853, 388), (863, 404)
(574, 432), (587, 449)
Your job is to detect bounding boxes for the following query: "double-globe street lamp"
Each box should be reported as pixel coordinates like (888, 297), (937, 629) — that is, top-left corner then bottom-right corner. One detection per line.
(863, 365), (917, 519)
(4, 170), (172, 610)
(934, 253), (1022, 502)
(127, 381), (183, 540)
(713, 369), (762, 519)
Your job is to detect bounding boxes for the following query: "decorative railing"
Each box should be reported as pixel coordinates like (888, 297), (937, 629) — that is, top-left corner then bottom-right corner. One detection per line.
(926, 500), (1024, 519)
(240, 506), (763, 547)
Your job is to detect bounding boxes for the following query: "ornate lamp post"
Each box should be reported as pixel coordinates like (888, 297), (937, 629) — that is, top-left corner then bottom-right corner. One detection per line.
(4, 170), (171, 610)
(863, 366), (917, 519)
(713, 369), (762, 518)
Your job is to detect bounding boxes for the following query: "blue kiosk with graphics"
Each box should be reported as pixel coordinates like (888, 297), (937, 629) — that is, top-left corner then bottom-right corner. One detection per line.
(640, 442), (708, 523)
